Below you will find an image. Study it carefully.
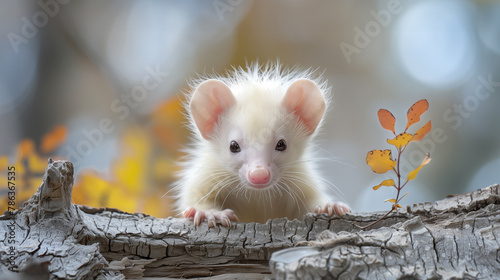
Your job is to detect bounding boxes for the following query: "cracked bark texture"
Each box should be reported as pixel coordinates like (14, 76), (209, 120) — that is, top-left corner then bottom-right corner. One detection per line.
(270, 188), (500, 280)
(0, 159), (499, 279)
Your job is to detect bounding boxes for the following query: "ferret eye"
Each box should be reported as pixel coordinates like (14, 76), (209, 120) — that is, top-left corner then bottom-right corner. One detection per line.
(275, 139), (287, 151)
(229, 140), (241, 153)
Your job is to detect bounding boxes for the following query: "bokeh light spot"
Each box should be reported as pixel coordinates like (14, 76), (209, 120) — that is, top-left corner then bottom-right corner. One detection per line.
(393, 0), (476, 89)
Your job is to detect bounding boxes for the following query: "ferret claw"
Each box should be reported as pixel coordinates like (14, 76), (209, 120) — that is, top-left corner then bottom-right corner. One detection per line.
(208, 218), (216, 228)
(193, 211), (203, 227)
(222, 217), (231, 227)
(315, 202), (351, 216)
(183, 207), (239, 227)
(323, 204), (332, 216)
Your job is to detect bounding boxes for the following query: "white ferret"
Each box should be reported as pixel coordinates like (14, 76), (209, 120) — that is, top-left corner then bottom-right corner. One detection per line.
(175, 62), (350, 227)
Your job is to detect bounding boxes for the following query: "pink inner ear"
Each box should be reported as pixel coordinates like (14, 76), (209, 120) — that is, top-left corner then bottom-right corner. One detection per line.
(190, 80), (236, 139)
(281, 79), (325, 135)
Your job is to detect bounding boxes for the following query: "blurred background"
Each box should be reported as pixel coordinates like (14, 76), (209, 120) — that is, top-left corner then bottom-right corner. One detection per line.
(1, 0), (499, 216)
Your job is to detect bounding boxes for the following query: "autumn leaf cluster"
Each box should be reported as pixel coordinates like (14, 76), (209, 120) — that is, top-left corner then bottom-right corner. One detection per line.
(366, 99), (432, 209)
(0, 125), (68, 212)
(1, 98), (186, 218)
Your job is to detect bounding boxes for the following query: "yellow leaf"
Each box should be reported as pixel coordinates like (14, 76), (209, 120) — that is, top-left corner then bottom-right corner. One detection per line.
(395, 204), (402, 208)
(72, 171), (114, 207)
(138, 190), (172, 218)
(373, 179), (396, 190)
(112, 128), (151, 193)
(407, 154), (431, 181)
(113, 158), (142, 192)
(385, 198), (397, 203)
(387, 133), (413, 149)
(377, 109), (396, 135)
(366, 149), (396, 174)
(40, 125), (68, 154)
(18, 139), (35, 160)
(410, 121), (432, 143)
(28, 154), (47, 173)
(405, 99), (429, 131)
(152, 157), (177, 182)
(0, 156), (7, 171)
(19, 187), (39, 205)
(107, 187), (137, 213)
(28, 177), (43, 193)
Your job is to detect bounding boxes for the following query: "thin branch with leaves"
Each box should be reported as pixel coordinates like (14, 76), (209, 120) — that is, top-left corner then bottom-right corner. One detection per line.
(355, 99), (432, 230)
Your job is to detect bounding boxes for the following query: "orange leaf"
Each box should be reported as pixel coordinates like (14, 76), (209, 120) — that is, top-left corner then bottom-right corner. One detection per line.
(366, 149), (396, 174)
(41, 125), (68, 154)
(18, 139), (35, 160)
(377, 109), (396, 135)
(150, 97), (187, 152)
(373, 179), (396, 190)
(387, 133), (413, 149)
(410, 121), (432, 143)
(385, 198), (397, 203)
(407, 154), (431, 181)
(405, 99), (429, 131)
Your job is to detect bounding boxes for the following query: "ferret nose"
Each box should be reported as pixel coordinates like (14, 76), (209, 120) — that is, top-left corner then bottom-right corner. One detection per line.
(248, 166), (270, 185)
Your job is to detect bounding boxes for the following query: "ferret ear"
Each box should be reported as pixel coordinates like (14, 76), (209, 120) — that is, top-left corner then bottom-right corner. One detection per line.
(281, 79), (325, 135)
(190, 79), (236, 139)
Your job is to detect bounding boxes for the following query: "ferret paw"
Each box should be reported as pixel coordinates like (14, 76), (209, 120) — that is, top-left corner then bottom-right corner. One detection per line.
(182, 207), (239, 227)
(315, 202), (351, 216)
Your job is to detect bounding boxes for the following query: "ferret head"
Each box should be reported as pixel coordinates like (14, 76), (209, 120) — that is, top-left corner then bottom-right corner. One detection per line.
(189, 76), (327, 190)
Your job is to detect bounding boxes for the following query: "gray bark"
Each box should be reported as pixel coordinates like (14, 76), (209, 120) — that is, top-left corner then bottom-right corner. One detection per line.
(0, 159), (499, 279)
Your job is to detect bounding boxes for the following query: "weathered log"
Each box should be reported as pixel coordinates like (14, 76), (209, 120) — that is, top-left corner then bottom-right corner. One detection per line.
(270, 187), (500, 279)
(0, 159), (499, 279)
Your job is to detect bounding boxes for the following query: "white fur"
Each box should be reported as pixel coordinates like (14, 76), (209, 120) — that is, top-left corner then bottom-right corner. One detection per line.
(174, 62), (335, 223)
